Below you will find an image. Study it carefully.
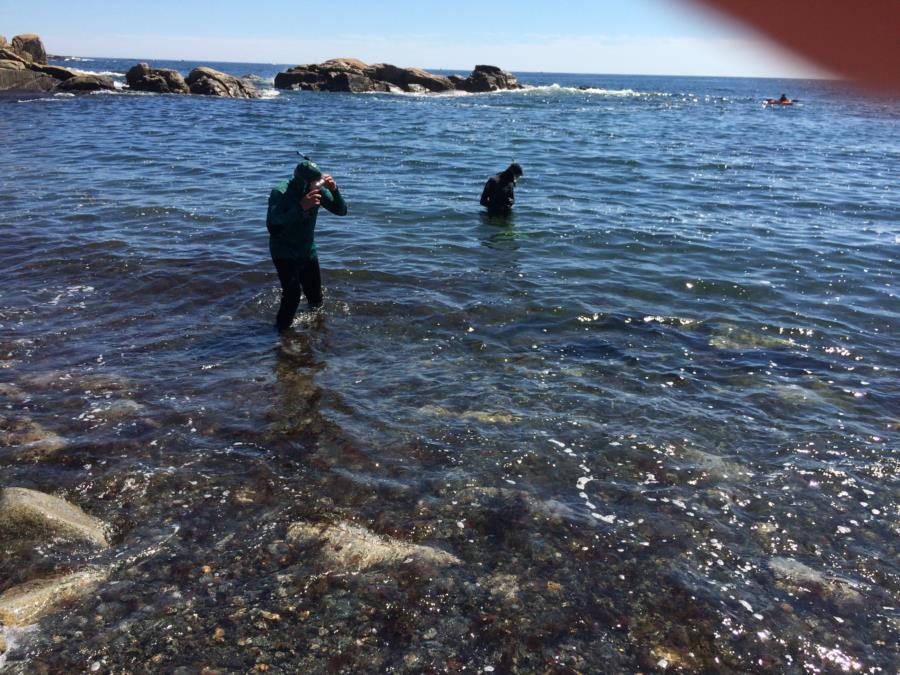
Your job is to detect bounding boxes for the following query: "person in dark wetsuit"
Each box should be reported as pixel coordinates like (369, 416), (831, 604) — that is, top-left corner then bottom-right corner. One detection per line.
(480, 162), (523, 216)
(267, 158), (348, 331)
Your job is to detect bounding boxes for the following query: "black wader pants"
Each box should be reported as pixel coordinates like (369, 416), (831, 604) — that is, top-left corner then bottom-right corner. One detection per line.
(273, 256), (323, 331)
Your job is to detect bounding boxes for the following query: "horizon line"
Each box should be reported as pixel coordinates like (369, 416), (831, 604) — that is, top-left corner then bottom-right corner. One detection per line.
(49, 53), (836, 82)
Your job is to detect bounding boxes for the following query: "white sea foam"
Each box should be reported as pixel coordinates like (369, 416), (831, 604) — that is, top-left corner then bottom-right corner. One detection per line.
(17, 94), (74, 103)
(72, 69), (126, 78)
(522, 83), (661, 97)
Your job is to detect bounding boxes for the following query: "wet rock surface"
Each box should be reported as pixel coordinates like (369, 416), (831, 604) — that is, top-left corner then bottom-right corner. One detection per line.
(0, 487), (110, 548)
(286, 521), (461, 571)
(0, 568), (108, 626)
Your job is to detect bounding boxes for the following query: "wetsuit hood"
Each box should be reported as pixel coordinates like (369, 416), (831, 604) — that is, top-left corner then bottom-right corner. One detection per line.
(294, 159), (322, 183)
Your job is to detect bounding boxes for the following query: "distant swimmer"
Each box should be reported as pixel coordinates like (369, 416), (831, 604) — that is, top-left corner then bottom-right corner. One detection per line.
(267, 156), (348, 331)
(480, 162), (523, 217)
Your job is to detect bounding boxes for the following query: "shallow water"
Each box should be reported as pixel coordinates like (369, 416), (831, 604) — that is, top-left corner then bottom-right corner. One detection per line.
(1, 61), (898, 672)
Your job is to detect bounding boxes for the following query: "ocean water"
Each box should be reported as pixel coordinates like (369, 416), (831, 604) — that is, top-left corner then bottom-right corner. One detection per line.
(1, 59), (898, 672)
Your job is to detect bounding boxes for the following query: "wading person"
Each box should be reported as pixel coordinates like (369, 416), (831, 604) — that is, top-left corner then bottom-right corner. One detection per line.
(267, 157), (348, 331)
(480, 162), (523, 216)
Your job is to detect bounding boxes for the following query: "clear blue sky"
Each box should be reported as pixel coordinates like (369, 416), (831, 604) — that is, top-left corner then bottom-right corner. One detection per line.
(4, 0), (825, 77)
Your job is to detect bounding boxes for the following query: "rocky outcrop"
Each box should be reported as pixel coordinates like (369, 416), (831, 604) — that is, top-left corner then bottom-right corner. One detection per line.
(0, 41), (86, 93)
(275, 59), (389, 92)
(454, 64), (521, 92)
(274, 59), (521, 94)
(366, 63), (454, 92)
(126, 62), (189, 94)
(0, 567), (108, 626)
(287, 521), (460, 572)
(0, 59), (58, 93)
(0, 487), (110, 547)
(9, 34), (47, 64)
(186, 66), (258, 98)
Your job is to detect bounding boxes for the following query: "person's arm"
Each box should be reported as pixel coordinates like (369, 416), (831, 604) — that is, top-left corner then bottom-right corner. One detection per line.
(319, 175), (348, 216)
(480, 178), (494, 208)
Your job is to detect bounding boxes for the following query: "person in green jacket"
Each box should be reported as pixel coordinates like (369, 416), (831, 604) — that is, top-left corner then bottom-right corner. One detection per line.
(267, 158), (348, 331)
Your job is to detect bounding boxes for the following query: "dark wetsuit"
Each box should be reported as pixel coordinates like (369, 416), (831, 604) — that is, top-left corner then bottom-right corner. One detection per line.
(267, 178), (347, 330)
(480, 174), (515, 216)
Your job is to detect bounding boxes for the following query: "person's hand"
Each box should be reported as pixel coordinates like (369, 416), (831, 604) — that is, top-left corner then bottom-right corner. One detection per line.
(300, 189), (322, 211)
(321, 174), (337, 191)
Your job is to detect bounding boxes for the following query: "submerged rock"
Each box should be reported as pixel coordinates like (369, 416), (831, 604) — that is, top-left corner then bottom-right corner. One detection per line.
(769, 557), (864, 605)
(457, 486), (581, 523)
(0, 487), (110, 547)
(708, 323), (797, 350)
(286, 521), (460, 571)
(0, 567), (108, 626)
(186, 67), (257, 98)
(0, 416), (67, 455)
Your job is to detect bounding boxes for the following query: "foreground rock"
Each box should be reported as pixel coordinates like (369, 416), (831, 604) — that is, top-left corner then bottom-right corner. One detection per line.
(287, 521), (460, 571)
(126, 62), (189, 94)
(0, 568), (108, 626)
(274, 59), (521, 94)
(0, 487), (110, 547)
(186, 67), (258, 98)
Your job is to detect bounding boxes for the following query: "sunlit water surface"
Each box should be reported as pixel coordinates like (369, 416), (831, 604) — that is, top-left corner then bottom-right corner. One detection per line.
(1, 60), (898, 672)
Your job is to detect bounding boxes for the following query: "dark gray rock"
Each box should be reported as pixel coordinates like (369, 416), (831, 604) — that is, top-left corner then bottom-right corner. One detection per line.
(11, 34), (47, 64)
(273, 65), (322, 90)
(126, 62), (189, 94)
(323, 71), (386, 93)
(54, 74), (116, 92)
(186, 66), (257, 98)
(455, 64), (522, 93)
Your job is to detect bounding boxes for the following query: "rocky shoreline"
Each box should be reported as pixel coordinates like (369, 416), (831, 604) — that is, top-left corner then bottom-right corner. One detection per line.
(0, 33), (522, 99)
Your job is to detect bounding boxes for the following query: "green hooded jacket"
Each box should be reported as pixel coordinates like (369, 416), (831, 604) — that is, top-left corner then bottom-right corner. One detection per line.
(267, 178), (348, 261)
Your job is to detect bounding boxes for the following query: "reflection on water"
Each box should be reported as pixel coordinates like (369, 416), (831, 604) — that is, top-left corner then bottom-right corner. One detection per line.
(479, 213), (520, 252)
